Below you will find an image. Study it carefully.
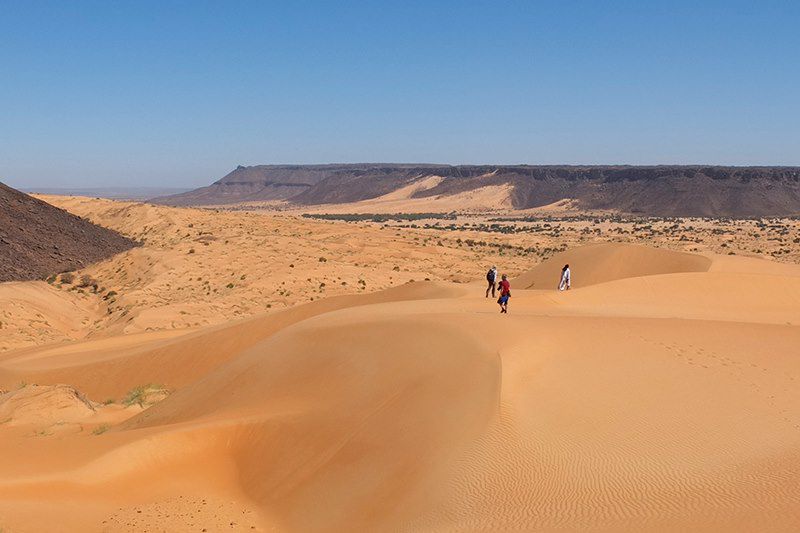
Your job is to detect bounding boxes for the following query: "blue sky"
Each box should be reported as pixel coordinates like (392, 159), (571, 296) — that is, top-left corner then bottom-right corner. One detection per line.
(1, 1), (798, 188)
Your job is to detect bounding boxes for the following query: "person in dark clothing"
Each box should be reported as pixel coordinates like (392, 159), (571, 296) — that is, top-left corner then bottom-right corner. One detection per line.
(485, 265), (498, 298)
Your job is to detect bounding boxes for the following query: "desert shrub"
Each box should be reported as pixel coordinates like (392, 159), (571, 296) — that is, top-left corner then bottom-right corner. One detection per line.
(60, 272), (75, 284)
(303, 213), (456, 223)
(122, 384), (165, 407)
(77, 275), (98, 290)
(92, 424), (110, 435)
(123, 386), (147, 407)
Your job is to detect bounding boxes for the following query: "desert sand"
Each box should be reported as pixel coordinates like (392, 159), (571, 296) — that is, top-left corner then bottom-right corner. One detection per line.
(1, 197), (799, 532)
(3, 195), (798, 356)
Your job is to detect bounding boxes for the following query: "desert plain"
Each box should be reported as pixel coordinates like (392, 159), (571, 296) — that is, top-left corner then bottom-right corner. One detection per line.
(1, 193), (799, 532)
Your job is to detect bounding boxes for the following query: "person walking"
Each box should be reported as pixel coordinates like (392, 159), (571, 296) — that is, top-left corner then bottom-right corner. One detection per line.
(485, 265), (498, 298)
(497, 274), (511, 313)
(558, 264), (571, 291)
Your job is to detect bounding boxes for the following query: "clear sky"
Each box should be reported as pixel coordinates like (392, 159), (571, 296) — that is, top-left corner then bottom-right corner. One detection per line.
(2, 1), (798, 188)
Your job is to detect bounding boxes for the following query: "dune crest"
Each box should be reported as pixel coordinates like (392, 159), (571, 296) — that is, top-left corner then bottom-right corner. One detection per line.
(514, 242), (712, 289)
(0, 384), (96, 427)
(1, 242), (799, 531)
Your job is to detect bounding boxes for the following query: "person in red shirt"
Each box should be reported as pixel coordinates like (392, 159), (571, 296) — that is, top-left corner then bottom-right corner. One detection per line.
(497, 274), (510, 314)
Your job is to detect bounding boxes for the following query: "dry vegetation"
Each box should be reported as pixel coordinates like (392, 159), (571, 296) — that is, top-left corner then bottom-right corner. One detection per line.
(1, 197), (800, 532)
(1, 196), (798, 354)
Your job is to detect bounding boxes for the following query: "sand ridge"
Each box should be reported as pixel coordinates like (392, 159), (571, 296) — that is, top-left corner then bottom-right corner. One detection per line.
(4, 195), (798, 355)
(0, 195), (542, 355)
(1, 241), (799, 531)
(298, 177), (516, 214)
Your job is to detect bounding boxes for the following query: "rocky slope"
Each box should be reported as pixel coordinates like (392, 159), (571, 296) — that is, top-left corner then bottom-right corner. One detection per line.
(151, 164), (800, 216)
(0, 182), (138, 282)
(150, 164), (449, 206)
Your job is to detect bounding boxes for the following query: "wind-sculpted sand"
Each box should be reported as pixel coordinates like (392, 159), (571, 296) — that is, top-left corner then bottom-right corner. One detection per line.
(299, 178), (517, 214)
(0, 195), (536, 354)
(5, 195), (799, 356)
(1, 241), (799, 532)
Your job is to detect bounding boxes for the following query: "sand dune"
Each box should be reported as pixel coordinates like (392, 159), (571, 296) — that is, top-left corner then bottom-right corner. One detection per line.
(513, 242), (712, 289)
(0, 281), (102, 353)
(7, 195), (797, 356)
(0, 195), (536, 354)
(1, 242), (799, 531)
(298, 177), (515, 214)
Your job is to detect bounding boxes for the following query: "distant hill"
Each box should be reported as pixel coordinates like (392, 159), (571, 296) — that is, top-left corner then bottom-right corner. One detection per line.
(0, 182), (138, 282)
(150, 164), (800, 217)
(148, 164), (450, 206)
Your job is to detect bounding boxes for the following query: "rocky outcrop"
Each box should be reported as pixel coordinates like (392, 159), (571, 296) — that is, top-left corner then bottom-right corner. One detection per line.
(0, 182), (138, 282)
(150, 164), (800, 217)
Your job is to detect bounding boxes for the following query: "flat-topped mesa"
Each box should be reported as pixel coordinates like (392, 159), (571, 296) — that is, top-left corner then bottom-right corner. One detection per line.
(0, 182), (138, 282)
(152, 164), (454, 206)
(150, 164), (800, 216)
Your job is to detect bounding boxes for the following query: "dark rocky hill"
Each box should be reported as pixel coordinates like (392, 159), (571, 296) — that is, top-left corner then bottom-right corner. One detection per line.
(0, 182), (138, 282)
(149, 164), (449, 206)
(150, 164), (800, 217)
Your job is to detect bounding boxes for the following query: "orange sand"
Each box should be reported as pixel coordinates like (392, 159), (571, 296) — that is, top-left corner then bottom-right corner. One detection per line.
(1, 242), (799, 532)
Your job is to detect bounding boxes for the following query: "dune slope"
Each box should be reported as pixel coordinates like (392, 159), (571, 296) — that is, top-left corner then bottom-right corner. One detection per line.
(513, 242), (712, 289)
(0, 243), (799, 532)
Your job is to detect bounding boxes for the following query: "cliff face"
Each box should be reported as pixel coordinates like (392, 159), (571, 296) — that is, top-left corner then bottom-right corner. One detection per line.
(150, 164), (451, 206)
(414, 166), (800, 216)
(0, 182), (138, 282)
(151, 165), (800, 217)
